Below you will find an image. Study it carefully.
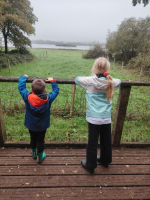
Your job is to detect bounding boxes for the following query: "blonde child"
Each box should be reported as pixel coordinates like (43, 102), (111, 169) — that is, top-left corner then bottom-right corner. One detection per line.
(75, 57), (121, 173)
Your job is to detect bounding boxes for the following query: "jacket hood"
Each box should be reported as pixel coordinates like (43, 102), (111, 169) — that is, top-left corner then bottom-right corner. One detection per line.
(92, 75), (108, 90)
(28, 93), (48, 108)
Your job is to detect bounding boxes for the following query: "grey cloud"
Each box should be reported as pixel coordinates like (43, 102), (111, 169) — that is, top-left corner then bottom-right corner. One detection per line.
(29, 0), (150, 43)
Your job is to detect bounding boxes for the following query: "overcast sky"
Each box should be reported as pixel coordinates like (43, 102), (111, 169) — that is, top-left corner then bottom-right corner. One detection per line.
(29, 0), (150, 43)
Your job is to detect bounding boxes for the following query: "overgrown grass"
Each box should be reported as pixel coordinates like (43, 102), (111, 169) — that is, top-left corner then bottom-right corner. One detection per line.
(0, 48), (149, 142)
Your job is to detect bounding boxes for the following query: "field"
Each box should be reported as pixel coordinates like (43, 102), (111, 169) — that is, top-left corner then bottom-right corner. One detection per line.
(0, 48), (150, 143)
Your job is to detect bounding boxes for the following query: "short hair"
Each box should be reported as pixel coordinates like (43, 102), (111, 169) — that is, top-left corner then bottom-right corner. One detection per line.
(31, 79), (45, 94)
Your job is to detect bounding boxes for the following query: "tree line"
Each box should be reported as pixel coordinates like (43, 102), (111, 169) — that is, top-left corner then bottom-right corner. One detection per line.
(0, 0), (37, 54)
(106, 16), (150, 64)
(0, 0), (149, 56)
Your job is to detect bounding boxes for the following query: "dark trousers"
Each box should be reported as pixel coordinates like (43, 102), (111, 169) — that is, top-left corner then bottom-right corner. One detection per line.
(29, 130), (46, 154)
(86, 123), (112, 169)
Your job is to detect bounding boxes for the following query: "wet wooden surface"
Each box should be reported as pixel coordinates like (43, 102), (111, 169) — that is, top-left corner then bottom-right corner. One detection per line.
(0, 147), (150, 200)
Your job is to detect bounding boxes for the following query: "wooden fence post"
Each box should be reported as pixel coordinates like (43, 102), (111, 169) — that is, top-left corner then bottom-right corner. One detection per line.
(113, 58), (115, 68)
(0, 98), (6, 146)
(140, 67), (143, 80)
(24, 56), (26, 67)
(8, 59), (11, 73)
(70, 76), (76, 116)
(122, 61), (124, 71)
(112, 86), (131, 146)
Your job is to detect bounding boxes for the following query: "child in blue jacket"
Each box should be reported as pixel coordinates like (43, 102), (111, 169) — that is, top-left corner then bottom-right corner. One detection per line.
(18, 75), (59, 163)
(75, 57), (121, 173)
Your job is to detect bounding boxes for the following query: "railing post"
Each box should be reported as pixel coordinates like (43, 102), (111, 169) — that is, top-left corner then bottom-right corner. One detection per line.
(8, 59), (11, 73)
(112, 86), (131, 146)
(70, 76), (76, 116)
(0, 98), (6, 146)
(25, 56), (26, 67)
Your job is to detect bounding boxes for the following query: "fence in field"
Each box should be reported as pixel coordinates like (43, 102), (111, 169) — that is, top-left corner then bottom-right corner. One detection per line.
(0, 76), (150, 147)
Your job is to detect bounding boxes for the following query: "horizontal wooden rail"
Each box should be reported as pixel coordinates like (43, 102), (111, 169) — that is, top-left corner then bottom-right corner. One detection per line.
(0, 76), (74, 84)
(0, 76), (150, 86)
(121, 80), (150, 86)
(3, 141), (150, 148)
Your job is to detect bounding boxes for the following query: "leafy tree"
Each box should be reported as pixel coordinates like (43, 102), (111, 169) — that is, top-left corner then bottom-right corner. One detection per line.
(132, 0), (149, 7)
(106, 30), (118, 57)
(106, 17), (150, 64)
(0, 0), (38, 53)
(136, 17), (150, 53)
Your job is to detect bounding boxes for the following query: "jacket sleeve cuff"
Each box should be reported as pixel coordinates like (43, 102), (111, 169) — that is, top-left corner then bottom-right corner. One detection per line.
(45, 79), (56, 83)
(50, 79), (56, 82)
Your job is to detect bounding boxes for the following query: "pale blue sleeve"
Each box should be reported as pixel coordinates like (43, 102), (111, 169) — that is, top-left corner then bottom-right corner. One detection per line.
(75, 76), (89, 89)
(75, 77), (82, 86)
(113, 79), (122, 90)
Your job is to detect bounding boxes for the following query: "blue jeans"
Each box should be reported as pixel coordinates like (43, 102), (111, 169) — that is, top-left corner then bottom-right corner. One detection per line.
(86, 123), (112, 169)
(29, 130), (46, 154)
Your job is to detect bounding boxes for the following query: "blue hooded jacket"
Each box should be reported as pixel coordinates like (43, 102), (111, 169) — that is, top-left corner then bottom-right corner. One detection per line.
(18, 75), (59, 132)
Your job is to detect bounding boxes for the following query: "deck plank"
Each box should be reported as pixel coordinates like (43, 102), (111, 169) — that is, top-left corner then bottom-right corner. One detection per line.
(0, 175), (150, 188)
(0, 147), (149, 200)
(0, 187), (150, 200)
(0, 165), (149, 175)
(0, 147), (150, 157)
(0, 156), (149, 165)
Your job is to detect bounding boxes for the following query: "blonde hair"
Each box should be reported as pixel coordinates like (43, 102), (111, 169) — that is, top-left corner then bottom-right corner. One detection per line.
(92, 57), (114, 102)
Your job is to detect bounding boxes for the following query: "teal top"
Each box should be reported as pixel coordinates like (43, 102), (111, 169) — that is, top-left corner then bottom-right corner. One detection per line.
(75, 75), (121, 119)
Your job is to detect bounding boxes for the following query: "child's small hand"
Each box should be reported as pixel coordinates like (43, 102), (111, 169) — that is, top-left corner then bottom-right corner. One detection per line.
(45, 77), (53, 82)
(24, 74), (29, 78)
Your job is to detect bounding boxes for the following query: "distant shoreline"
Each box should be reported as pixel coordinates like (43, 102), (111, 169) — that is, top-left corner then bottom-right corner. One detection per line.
(2, 43), (91, 51)
(31, 43), (91, 50)
(55, 44), (76, 47)
(29, 47), (88, 51)
(2, 46), (89, 51)
(31, 40), (93, 47)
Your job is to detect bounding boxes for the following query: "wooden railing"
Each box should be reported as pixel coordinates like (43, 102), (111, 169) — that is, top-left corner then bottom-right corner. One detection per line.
(0, 76), (150, 147)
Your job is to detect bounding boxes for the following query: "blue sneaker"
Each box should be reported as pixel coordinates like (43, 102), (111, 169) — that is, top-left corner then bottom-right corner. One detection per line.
(32, 149), (37, 159)
(37, 152), (46, 164)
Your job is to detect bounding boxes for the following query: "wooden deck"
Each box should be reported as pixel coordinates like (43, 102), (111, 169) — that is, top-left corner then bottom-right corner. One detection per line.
(0, 147), (150, 200)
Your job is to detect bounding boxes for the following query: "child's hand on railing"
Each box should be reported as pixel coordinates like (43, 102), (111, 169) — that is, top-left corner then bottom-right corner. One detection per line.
(45, 77), (54, 82)
(24, 74), (29, 78)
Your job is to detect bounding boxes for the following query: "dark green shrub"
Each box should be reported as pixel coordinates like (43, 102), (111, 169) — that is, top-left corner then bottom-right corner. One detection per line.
(19, 46), (29, 54)
(9, 49), (19, 54)
(0, 52), (35, 69)
(82, 43), (106, 59)
(126, 53), (150, 76)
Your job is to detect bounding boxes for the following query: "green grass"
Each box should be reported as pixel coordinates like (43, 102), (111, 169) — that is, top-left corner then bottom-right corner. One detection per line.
(0, 48), (150, 142)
